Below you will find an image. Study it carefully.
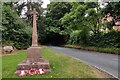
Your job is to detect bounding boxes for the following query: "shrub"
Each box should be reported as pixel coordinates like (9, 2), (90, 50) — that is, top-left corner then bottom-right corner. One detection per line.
(89, 31), (120, 48)
(2, 4), (32, 49)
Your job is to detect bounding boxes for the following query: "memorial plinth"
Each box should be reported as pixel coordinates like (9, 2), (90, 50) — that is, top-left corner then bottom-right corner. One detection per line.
(16, 8), (51, 73)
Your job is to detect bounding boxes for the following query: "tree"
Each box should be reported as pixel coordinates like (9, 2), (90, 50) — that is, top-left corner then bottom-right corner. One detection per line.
(2, 3), (32, 49)
(103, 2), (120, 29)
(44, 2), (72, 45)
(103, 2), (120, 17)
(85, 2), (103, 34)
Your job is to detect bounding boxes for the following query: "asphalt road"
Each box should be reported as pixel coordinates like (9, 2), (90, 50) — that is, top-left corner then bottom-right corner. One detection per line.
(48, 46), (119, 78)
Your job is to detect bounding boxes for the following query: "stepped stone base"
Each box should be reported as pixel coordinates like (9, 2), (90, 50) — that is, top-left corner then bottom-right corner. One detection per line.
(15, 47), (51, 73)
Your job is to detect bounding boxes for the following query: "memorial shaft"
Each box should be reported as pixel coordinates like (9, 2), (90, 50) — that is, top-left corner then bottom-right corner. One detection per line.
(32, 9), (38, 47)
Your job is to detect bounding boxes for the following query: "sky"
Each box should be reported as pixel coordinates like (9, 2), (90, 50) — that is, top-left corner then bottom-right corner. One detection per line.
(41, 0), (50, 8)
(19, 0), (50, 8)
(20, 0), (50, 17)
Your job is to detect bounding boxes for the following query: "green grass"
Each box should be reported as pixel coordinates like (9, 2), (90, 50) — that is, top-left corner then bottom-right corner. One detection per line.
(2, 47), (100, 78)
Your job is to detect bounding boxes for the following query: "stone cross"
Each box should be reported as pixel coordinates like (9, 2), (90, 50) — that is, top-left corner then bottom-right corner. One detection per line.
(31, 8), (38, 47)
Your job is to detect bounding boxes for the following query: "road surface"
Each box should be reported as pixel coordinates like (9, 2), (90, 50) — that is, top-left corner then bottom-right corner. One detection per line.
(48, 46), (119, 78)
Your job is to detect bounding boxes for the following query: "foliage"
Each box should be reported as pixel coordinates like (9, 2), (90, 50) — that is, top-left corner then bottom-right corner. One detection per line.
(103, 2), (120, 17)
(43, 2), (120, 49)
(89, 31), (120, 48)
(68, 27), (89, 45)
(60, 3), (86, 31)
(14, 2), (26, 16)
(40, 2), (72, 45)
(102, 2), (120, 30)
(44, 2), (72, 45)
(2, 3), (32, 49)
(68, 30), (82, 44)
(60, 2), (102, 46)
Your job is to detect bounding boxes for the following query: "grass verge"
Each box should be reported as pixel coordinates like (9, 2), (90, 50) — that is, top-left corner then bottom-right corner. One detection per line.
(64, 45), (120, 55)
(2, 47), (108, 78)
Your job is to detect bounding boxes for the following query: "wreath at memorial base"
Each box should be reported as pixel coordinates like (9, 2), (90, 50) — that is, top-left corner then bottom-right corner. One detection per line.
(17, 68), (46, 76)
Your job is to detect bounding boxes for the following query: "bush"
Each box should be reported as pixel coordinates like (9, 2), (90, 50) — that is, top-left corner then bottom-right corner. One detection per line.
(68, 30), (82, 45)
(89, 31), (120, 48)
(2, 4), (32, 49)
(68, 27), (90, 46)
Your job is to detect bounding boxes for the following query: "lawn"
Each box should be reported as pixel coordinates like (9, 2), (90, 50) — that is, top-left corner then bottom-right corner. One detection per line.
(2, 47), (106, 78)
